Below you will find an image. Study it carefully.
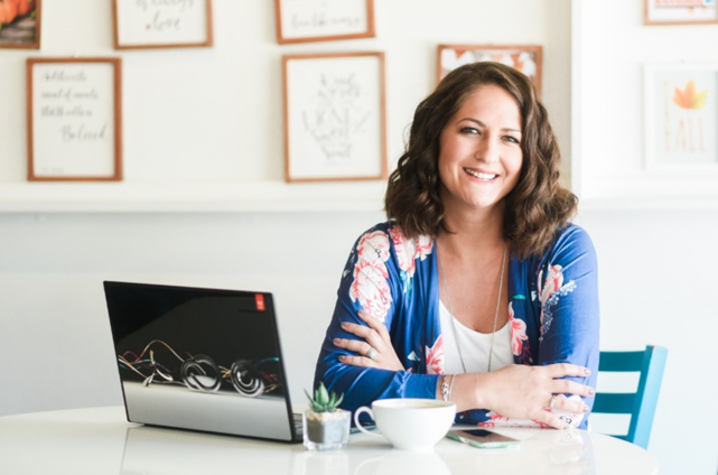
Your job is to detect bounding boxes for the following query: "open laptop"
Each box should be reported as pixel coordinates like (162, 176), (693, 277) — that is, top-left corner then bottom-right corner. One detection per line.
(103, 281), (303, 442)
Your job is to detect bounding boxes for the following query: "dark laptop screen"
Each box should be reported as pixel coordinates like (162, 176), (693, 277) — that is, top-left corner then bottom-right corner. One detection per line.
(104, 281), (294, 440)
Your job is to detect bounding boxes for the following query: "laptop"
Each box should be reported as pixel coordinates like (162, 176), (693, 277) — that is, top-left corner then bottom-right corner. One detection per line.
(103, 281), (303, 442)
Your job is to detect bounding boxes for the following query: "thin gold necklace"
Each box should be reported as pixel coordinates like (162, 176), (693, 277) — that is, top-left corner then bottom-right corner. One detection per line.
(439, 242), (508, 373)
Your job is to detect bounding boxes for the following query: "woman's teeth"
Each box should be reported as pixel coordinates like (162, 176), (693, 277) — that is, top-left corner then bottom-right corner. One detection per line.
(464, 168), (497, 180)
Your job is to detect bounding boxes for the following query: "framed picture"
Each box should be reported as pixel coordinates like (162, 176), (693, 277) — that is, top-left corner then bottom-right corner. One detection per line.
(0, 0), (41, 49)
(112, 0), (213, 49)
(644, 63), (718, 170)
(437, 44), (543, 94)
(282, 52), (387, 182)
(26, 58), (123, 181)
(644, 0), (718, 25)
(275, 0), (375, 44)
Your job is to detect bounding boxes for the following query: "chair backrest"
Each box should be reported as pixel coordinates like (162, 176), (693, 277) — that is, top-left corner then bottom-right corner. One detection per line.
(593, 345), (668, 449)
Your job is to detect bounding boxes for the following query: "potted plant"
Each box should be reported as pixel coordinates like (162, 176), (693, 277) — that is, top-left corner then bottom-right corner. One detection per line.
(303, 382), (350, 451)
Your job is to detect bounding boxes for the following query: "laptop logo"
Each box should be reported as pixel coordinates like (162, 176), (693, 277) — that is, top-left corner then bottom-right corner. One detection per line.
(255, 294), (266, 311)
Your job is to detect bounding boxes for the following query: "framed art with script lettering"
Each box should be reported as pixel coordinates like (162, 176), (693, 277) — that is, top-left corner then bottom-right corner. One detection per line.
(437, 44), (542, 94)
(26, 58), (123, 181)
(644, 0), (718, 25)
(644, 63), (718, 170)
(282, 52), (387, 182)
(275, 0), (375, 44)
(112, 0), (213, 49)
(0, 0), (41, 49)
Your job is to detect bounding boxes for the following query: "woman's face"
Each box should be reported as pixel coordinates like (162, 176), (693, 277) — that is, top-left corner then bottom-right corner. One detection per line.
(437, 84), (524, 215)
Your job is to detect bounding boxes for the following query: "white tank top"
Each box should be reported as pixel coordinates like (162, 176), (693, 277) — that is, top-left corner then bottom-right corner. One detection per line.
(439, 300), (513, 374)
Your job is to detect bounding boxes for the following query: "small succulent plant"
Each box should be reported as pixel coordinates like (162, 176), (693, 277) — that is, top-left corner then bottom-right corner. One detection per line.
(305, 382), (344, 413)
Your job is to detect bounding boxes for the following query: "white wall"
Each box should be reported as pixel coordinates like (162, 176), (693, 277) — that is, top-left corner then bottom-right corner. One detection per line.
(573, 0), (718, 201)
(0, 1), (716, 474)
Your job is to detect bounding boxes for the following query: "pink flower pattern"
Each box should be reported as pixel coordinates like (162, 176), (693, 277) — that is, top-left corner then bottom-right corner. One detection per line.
(414, 234), (433, 261)
(388, 227), (416, 277)
(478, 399), (585, 429)
(350, 259), (391, 322)
(538, 265), (564, 305)
(508, 301), (533, 364)
(425, 335), (445, 375)
(388, 226), (433, 284)
(349, 231), (392, 322)
(537, 264), (576, 338)
(357, 230), (391, 262)
(508, 302), (528, 356)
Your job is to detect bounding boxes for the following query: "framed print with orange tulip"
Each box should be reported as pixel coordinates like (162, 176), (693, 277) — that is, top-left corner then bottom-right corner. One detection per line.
(112, 0), (213, 50)
(282, 52), (387, 182)
(437, 44), (542, 94)
(644, 0), (718, 26)
(275, 0), (375, 44)
(26, 57), (123, 181)
(644, 63), (718, 170)
(0, 0), (41, 49)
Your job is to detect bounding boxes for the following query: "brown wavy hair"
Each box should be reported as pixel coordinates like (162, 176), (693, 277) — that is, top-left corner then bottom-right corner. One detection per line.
(384, 61), (577, 258)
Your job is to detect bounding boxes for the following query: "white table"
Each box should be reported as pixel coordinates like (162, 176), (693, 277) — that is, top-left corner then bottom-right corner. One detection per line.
(0, 406), (657, 475)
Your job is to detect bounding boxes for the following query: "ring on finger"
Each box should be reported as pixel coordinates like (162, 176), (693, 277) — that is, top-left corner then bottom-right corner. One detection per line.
(366, 347), (378, 360)
(549, 395), (558, 409)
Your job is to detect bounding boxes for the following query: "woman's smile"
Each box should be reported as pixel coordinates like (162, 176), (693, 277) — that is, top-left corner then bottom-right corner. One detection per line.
(463, 167), (499, 181)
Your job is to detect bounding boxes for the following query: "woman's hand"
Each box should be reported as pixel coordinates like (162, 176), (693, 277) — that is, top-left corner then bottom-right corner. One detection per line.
(333, 310), (405, 371)
(473, 363), (594, 429)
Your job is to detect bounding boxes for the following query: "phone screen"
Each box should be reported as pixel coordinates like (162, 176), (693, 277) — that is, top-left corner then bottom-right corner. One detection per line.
(447, 429), (521, 448)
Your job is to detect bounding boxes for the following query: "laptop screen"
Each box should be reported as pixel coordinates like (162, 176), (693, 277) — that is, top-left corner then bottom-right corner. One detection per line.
(104, 281), (296, 441)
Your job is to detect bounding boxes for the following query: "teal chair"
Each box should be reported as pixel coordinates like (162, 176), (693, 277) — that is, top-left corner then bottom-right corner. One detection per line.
(593, 345), (668, 449)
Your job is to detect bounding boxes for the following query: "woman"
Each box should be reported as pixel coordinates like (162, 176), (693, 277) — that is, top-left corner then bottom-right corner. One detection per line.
(314, 62), (599, 430)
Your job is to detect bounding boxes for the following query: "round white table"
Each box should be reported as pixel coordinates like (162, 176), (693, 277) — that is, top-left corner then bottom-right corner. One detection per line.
(0, 406), (657, 475)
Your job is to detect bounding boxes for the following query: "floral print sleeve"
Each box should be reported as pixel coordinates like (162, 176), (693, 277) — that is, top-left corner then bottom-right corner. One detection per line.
(348, 230), (393, 322)
(313, 224), (440, 414)
(534, 226), (600, 428)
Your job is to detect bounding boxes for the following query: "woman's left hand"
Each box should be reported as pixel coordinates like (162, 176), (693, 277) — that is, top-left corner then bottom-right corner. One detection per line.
(333, 310), (405, 371)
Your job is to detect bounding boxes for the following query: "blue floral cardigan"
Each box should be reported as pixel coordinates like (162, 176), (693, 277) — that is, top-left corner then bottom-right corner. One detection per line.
(314, 222), (600, 429)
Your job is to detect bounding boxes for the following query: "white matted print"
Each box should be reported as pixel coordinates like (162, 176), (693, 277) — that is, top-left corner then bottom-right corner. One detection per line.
(644, 0), (718, 25)
(437, 44), (542, 93)
(282, 52), (386, 182)
(645, 63), (718, 169)
(113, 0), (213, 49)
(275, 0), (375, 44)
(27, 58), (122, 181)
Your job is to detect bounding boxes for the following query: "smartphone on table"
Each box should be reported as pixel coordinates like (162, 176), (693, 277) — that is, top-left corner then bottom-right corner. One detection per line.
(447, 428), (521, 449)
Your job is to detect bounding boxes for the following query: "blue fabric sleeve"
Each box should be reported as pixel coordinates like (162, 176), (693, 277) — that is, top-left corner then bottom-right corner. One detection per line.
(536, 226), (600, 428)
(313, 227), (440, 413)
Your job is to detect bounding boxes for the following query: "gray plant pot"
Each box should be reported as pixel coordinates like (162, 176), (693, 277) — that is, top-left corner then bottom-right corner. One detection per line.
(303, 409), (351, 451)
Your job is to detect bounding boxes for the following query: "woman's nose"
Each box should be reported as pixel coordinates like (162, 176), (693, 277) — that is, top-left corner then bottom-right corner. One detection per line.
(474, 137), (500, 163)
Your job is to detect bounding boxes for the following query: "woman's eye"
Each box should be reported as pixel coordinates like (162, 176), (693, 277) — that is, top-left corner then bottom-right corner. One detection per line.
(504, 135), (520, 144)
(460, 127), (478, 134)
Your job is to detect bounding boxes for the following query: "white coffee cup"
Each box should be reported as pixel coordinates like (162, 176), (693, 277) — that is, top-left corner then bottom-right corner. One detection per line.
(353, 398), (456, 450)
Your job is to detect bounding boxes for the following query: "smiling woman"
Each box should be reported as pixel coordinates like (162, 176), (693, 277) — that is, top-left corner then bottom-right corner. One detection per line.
(314, 62), (600, 430)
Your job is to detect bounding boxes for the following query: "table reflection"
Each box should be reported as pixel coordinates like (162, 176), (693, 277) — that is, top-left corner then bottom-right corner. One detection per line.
(352, 450), (451, 475)
(121, 423), (597, 475)
(0, 407), (655, 475)
(120, 426), (296, 475)
(439, 428), (595, 475)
